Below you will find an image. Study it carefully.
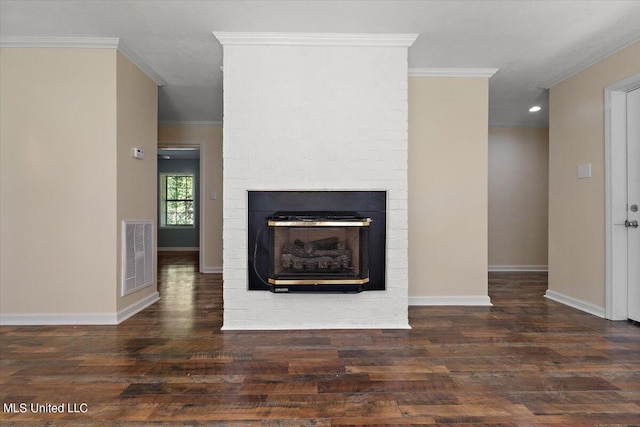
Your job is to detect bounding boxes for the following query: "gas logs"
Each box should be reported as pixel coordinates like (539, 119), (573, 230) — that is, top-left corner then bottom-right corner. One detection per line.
(281, 237), (351, 271)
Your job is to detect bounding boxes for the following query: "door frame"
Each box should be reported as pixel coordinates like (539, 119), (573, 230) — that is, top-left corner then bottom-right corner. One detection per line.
(605, 73), (640, 320)
(157, 139), (206, 272)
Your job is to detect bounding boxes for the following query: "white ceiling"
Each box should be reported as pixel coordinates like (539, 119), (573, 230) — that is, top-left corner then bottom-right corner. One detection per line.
(2, 0), (639, 127)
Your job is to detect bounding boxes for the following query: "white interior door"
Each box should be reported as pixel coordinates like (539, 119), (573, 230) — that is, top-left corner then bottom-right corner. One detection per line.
(627, 87), (640, 322)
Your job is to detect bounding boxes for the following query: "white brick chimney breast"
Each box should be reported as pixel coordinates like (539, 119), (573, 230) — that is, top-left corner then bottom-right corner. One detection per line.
(213, 32), (418, 329)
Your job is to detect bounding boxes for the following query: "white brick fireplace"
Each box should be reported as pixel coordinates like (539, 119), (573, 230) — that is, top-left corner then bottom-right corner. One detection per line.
(214, 32), (417, 329)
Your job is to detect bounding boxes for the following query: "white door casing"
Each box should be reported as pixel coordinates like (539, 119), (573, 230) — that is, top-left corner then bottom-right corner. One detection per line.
(605, 73), (640, 321)
(156, 140), (207, 272)
(626, 87), (640, 322)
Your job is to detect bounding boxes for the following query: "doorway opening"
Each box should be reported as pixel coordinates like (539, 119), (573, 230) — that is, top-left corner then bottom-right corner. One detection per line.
(157, 141), (206, 272)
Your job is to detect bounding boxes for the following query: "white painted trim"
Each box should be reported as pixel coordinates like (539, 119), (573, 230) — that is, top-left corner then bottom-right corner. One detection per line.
(604, 73), (640, 320)
(0, 36), (119, 49)
(117, 40), (167, 86)
(544, 290), (605, 318)
(1, 292), (162, 325)
(0, 312), (118, 326)
(543, 34), (640, 88)
(221, 323), (412, 331)
(409, 296), (492, 306)
(409, 68), (499, 78)
(159, 121), (223, 127)
(201, 267), (223, 274)
(0, 36), (166, 86)
(606, 88), (627, 320)
(117, 292), (160, 323)
(157, 247), (200, 252)
(155, 139), (206, 269)
(213, 32), (418, 47)
(489, 265), (548, 272)
(199, 139), (206, 274)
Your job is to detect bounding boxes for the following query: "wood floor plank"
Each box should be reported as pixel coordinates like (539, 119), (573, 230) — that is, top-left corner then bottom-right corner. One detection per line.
(399, 402), (534, 417)
(1, 253), (639, 425)
(526, 402), (640, 415)
(345, 363), (449, 374)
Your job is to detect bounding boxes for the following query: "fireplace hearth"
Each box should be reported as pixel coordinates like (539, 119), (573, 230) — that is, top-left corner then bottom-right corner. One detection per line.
(248, 191), (386, 293)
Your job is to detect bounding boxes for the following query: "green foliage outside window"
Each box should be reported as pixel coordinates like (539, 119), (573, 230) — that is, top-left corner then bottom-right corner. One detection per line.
(162, 175), (194, 226)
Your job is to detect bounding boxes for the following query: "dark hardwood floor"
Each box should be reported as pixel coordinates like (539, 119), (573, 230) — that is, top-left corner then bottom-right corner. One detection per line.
(1, 252), (639, 426)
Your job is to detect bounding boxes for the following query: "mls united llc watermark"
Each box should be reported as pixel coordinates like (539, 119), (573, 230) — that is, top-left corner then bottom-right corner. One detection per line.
(3, 402), (88, 414)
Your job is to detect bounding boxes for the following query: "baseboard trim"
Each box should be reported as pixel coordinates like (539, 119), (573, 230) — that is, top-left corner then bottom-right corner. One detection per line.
(158, 247), (199, 252)
(489, 265), (548, 272)
(409, 296), (493, 306)
(201, 267), (223, 274)
(0, 312), (118, 325)
(544, 290), (605, 318)
(0, 292), (160, 326)
(117, 292), (161, 323)
(221, 323), (412, 331)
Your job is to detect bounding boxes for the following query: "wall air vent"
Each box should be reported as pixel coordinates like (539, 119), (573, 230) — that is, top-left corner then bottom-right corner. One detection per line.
(122, 220), (153, 296)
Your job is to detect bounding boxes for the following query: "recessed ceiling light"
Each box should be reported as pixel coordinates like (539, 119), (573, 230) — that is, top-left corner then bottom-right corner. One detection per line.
(529, 105), (541, 112)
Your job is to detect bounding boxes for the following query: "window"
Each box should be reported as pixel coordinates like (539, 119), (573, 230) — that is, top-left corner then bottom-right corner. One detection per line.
(160, 174), (195, 227)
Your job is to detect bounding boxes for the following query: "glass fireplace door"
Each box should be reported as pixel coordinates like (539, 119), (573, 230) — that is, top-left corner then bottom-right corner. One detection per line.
(268, 214), (371, 285)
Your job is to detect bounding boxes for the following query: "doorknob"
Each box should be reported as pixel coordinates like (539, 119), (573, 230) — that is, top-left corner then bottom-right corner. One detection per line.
(626, 220), (639, 228)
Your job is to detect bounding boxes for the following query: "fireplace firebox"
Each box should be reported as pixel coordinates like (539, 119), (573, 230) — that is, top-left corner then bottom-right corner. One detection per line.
(269, 212), (370, 286)
(248, 191), (386, 292)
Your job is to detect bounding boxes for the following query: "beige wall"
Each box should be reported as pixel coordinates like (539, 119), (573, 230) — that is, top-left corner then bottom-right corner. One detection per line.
(549, 41), (640, 308)
(116, 52), (159, 311)
(408, 77), (489, 300)
(0, 48), (118, 316)
(489, 126), (549, 267)
(0, 48), (158, 321)
(158, 125), (223, 271)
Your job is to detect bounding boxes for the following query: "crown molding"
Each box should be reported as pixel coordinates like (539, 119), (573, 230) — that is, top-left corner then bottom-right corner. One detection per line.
(117, 40), (167, 86)
(542, 33), (640, 89)
(213, 32), (419, 47)
(408, 68), (499, 78)
(0, 36), (166, 86)
(0, 36), (120, 49)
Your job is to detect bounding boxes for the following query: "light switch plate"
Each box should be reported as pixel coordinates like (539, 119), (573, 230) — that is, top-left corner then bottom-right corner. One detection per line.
(210, 191), (217, 200)
(577, 163), (591, 179)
